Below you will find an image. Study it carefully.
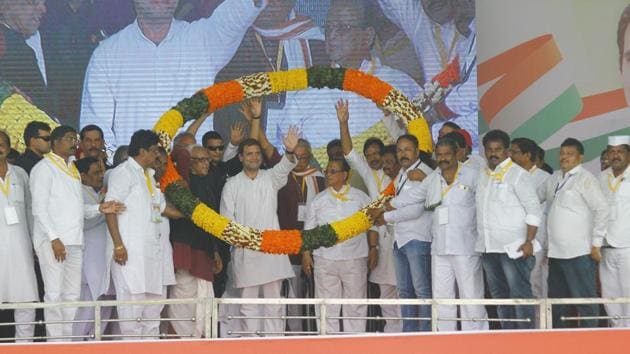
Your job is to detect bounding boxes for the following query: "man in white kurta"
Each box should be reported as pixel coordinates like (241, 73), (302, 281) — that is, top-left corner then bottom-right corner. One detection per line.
(337, 100), (400, 332)
(303, 160), (375, 334)
(80, 0), (265, 150)
(220, 133), (298, 337)
(0, 131), (38, 342)
(104, 130), (172, 340)
(599, 135), (630, 327)
(73, 157), (114, 340)
(391, 139), (487, 332)
(30, 126), (115, 341)
(275, 0), (420, 151)
(377, 0), (478, 148)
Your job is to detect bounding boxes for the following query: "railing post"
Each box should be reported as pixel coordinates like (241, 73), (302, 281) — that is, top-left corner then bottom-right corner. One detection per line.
(545, 299), (553, 329)
(94, 302), (102, 340)
(319, 303), (327, 335)
(538, 299), (547, 330)
(210, 297), (219, 339)
(431, 299), (439, 332)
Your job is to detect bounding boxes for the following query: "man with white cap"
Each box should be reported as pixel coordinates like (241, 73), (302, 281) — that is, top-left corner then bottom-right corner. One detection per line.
(599, 135), (630, 327)
(540, 138), (609, 328)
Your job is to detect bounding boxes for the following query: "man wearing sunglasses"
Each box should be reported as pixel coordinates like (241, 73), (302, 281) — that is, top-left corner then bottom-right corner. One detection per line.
(15, 121), (52, 175)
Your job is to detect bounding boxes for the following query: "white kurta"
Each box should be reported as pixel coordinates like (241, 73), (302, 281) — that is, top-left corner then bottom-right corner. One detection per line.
(81, 185), (110, 300)
(220, 155), (296, 288)
(0, 164), (38, 302)
(80, 0), (264, 149)
(104, 158), (169, 295)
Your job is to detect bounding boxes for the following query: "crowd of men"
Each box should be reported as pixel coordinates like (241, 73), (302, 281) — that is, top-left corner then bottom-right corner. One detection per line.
(1, 93), (630, 341)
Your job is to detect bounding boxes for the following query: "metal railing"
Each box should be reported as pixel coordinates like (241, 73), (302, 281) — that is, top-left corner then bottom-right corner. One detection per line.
(1, 297), (629, 341)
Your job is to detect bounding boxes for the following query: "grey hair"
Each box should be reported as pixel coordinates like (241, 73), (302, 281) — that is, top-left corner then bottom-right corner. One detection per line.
(186, 144), (206, 155)
(173, 132), (196, 147)
(296, 138), (312, 153)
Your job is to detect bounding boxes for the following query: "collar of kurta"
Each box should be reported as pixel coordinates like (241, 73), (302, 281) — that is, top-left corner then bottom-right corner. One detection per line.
(128, 156), (153, 176)
(562, 164), (582, 178)
(133, 18), (177, 46)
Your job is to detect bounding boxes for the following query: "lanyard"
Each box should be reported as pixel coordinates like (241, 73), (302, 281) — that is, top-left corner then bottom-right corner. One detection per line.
(330, 184), (350, 202)
(486, 160), (513, 183)
(0, 174), (9, 197)
(607, 173), (624, 193)
(440, 164), (461, 200)
(144, 170), (155, 197)
(396, 160), (422, 195)
(554, 173), (574, 195)
(372, 169), (385, 193)
(292, 173), (307, 202)
(46, 153), (80, 180)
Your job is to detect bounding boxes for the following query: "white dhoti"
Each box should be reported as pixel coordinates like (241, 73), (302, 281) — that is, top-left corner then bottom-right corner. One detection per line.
(432, 255), (488, 332)
(314, 256), (367, 334)
(240, 279), (284, 337)
(167, 268), (214, 338)
(601, 247), (630, 327)
(36, 243), (83, 341)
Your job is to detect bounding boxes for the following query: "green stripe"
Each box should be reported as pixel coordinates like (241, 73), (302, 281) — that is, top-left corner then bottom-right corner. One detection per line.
(478, 111), (489, 135)
(544, 126), (630, 169)
(511, 85), (583, 142)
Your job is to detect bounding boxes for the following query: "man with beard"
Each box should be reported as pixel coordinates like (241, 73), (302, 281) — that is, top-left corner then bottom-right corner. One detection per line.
(383, 137), (487, 331)
(220, 129), (298, 336)
(30, 125), (123, 341)
(337, 99), (400, 332)
(599, 136), (630, 327)
(475, 129), (541, 330)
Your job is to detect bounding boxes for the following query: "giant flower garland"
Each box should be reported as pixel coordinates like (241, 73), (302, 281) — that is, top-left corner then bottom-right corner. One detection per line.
(154, 66), (430, 255)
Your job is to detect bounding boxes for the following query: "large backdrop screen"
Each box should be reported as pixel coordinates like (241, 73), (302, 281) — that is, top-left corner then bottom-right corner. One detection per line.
(0, 0), (477, 161)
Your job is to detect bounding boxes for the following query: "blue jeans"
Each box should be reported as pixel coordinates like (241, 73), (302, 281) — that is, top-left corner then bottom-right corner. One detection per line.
(393, 240), (432, 332)
(482, 253), (535, 329)
(548, 255), (599, 328)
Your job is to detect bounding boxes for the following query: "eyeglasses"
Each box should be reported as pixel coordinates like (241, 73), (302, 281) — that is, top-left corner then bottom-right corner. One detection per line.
(35, 136), (51, 142)
(206, 145), (225, 152)
(295, 154), (310, 161)
(325, 23), (365, 33)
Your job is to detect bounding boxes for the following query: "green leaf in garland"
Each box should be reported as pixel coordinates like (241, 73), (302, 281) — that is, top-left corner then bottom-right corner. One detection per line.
(164, 182), (200, 217)
(173, 92), (209, 122)
(307, 66), (346, 90)
(301, 224), (338, 251)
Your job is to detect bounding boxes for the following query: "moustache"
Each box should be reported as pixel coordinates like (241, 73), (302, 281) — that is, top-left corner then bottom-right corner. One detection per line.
(438, 160), (449, 165)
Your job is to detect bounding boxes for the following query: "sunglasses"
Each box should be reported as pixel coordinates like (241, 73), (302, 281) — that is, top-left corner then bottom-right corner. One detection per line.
(36, 136), (51, 142)
(206, 145), (225, 152)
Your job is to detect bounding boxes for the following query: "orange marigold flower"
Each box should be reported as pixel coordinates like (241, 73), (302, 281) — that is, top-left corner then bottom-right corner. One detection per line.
(342, 69), (393, 105)
(260, 230), (303, 255)
(203, 81), (244, 112)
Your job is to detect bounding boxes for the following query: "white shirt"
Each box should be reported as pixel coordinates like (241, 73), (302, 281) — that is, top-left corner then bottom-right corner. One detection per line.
(384, 159), (434, 247)
(305, 186), (371, 260)
(529, 166), (550, 249)
(392, 163), (479, 256)
(276, 57), (421, 149)
(0, 164), (38, 302)
(30, 153), (99, 249)
(220, 155), (296, 288)
(377, 0), (478, 148)
(542, 165), (609, 259)
(600, 166), (630, 248)
(344, 148), (391, 200)
(463, 154), (486, 171)
(80, 0), (264, 149)
(105, 158), (167, 295)
(82, 185), (109, 299)
(475, 158), (542, 253)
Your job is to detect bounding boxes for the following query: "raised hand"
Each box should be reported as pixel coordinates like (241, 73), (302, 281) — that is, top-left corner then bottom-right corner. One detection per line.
(335, 99), (349, 124)
(238, 97), (263, 121)
(230, 122), (246, 146)
(283, 125), (300, 152)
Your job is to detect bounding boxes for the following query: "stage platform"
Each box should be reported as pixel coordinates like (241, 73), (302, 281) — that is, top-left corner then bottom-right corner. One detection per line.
(2, 328), (628, 354)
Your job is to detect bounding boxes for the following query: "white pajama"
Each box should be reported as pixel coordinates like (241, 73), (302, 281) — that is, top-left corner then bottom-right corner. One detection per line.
(36, 243), (83, 341)
(240, 279), (284, 336)
(314, 256), (367, 334)
(432, 255), (488, 332)
(13, 308), (36, 342)
(72, 282), (114, 340)
(378, 283), (402, 333)
(167, 268), (214, 338)
(531, 250), (549, 299)
(112, 266), (166, 340)
(600, 247), (630, 327)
